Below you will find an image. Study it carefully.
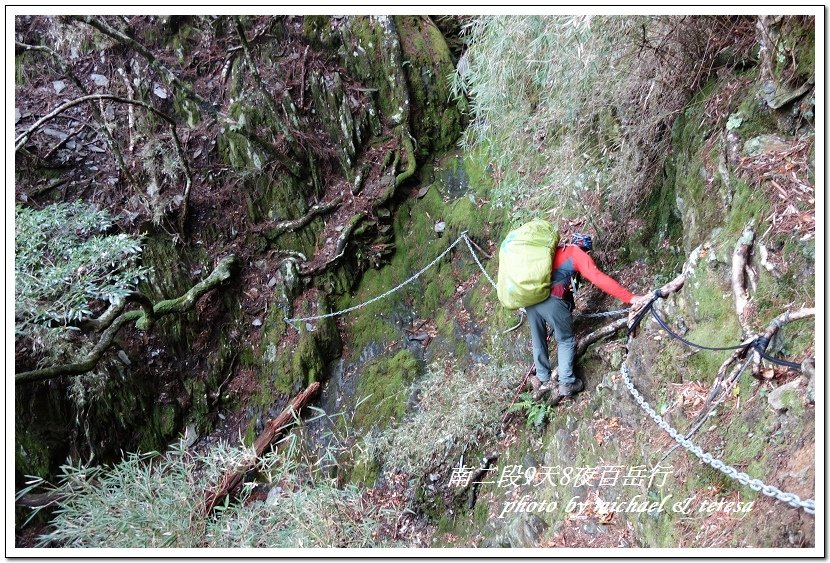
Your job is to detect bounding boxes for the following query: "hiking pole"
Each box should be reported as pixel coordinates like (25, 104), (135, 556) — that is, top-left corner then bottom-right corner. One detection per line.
(502, 363), (535, 424)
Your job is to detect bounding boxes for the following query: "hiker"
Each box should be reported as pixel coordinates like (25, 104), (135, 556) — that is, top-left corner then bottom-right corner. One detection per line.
(526, 233), (651, 404)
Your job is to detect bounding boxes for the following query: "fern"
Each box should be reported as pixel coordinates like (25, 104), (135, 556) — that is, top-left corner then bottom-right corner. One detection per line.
(508, 392), (553, 428)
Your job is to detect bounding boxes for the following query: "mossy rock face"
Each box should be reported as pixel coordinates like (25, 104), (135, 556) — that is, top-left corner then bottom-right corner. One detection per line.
(15, 384), (72, 483)
(353, 349), (420, 430)
(338, 17), (409, 121)
(258, 294), (342, 400)
(394, 16), (466, 157)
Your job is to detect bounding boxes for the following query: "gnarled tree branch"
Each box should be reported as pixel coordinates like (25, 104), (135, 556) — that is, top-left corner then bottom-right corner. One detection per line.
(260, 195), (344, 240)
(84, 291), (155, 332)
(16, 255), (239, 383)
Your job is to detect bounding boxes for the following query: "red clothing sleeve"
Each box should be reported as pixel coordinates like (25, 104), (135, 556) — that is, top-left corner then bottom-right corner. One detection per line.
(557, 246), (634, 304)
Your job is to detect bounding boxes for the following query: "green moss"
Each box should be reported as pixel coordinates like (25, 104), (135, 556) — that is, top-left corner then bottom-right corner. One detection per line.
(779, 390), (806, 417)
(14, 420), (54, 481)
(243, 417), (258, 447)
(733, 90), (780, 141)
(721, 180), (770, 240)
(353, 349), (420, 429)
(665, 76), (744, 252)
(184, 378), (211, 434)
(395, 16), (464, 157)
(723, 421), (767, 464)
(169, 22), (196, 62)
(172, 88), (201, 128)
(239, 344), (257, 367)
(266, 313), (341, 397)
(15, 54), (28, 85)
(303, 16), (334, 46)
(136, 403), (181, 452)
(347, 457), (381, 487)
(684, 272), (740, 377)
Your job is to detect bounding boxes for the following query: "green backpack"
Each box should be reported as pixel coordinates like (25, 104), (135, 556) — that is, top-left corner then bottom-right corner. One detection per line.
(496, 219), (560, 309)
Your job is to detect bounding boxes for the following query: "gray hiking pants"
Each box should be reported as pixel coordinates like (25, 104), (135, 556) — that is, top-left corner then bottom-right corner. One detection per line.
(526, 294), (576, 385)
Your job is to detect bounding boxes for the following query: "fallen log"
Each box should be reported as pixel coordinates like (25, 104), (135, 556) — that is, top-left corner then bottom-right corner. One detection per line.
(202, 381), (321, 516)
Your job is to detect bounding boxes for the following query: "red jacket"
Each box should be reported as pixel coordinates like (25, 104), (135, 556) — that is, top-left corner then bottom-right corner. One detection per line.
(551, 245), (633, 304)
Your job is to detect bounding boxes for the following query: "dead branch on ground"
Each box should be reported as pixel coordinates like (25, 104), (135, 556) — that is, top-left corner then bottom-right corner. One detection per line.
(202, 381), (321, 516)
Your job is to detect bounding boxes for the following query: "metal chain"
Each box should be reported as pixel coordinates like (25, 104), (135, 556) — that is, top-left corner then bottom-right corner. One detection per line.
(620, 348), (815, 515)
(286, 232), (469, 324)
(576, 309), (628, 319)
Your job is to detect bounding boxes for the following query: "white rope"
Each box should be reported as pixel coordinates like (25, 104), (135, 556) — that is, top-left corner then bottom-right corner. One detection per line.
(287, 231), (629, 327)
(285, 232), (469, 325)
(463, 233), (498, 289)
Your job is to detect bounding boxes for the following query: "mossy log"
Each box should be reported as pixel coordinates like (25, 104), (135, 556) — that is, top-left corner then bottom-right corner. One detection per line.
(202, 381), (321, 516)
(16, 255), (239, 383)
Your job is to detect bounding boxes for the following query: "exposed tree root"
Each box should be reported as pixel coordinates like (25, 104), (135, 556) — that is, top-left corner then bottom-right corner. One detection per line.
(731, 223), (756, 337)
(263, 195), (344, 240)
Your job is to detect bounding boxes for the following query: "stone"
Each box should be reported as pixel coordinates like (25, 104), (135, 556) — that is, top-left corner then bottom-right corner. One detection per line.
(266, 485), (284, 506)
(742, 134), (790, 158)
(504, 513), (548, 548)
(90, 73), (109, 87)
(761, 79), (814, 110)
(182, 423), (199, 449)
(801, 358), (815, 403)
(152, 82), (168, 99)
(767, 379), (804, 411)
(52, 80), (66, 94)
(117, 350), (132, 366)
(522, 454), (539, 471)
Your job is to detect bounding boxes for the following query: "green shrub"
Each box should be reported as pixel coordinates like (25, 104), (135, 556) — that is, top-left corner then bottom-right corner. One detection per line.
(15, 202), (150, 363)
(362, 361), (517, 477)
(451, 15), (755, 248)
(26, 438), (399, 548)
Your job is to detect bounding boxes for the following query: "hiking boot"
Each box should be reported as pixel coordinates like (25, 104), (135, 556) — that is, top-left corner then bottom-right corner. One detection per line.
(529, 375), (555, 401)
(550, 378), (585, 406)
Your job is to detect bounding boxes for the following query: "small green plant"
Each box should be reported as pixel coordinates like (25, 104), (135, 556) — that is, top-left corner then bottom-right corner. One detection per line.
(507, 392), (554, 428)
